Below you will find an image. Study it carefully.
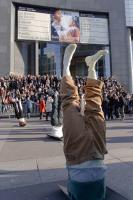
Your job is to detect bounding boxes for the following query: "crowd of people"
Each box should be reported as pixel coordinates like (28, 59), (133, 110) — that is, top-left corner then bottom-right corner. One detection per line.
(0, 75), (61, 119)
(0, 74), (133, 120)
(76, 76), (133, 120)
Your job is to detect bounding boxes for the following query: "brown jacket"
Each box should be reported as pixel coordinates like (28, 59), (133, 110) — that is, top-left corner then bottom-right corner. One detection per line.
(60, 76), (107, 166)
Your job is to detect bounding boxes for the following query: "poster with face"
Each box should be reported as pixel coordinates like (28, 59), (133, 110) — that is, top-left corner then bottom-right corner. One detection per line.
(51, 9), (80, 43)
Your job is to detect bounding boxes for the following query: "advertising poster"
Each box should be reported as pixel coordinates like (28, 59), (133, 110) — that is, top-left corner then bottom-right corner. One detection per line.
(18, 7), (51, 41)
(51, 9), (80, 43)
(80, 14), (109, 45)
(125, 0), (133, 26)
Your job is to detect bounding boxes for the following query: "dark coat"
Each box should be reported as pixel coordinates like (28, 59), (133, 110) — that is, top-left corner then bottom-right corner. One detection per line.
(51, 92), (63, 126)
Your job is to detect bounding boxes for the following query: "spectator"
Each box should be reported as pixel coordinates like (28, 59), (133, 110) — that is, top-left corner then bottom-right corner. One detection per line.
(119, 94), (126, 120)
(46, 95), (53, 121)
(39, 96), (46, 120)
(25, 96), (33, 118)
(102, 92), (109, 120)
(129, 94), (133, 114)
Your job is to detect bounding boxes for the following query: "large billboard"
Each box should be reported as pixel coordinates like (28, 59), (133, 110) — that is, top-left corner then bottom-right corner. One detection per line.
(51, 10), (80, 43)
(125, 0), (133, 27)
(80, 14), (109, 44)
(18, 7), (51, 41)
(17, 6), (109, 45)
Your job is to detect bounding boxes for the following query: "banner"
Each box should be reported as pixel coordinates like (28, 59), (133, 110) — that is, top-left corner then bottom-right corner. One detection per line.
(51, 10), (80, 43)
(18, 7), (51, 41)
(80, 14), (109, 44)
(17, 6), (109, 45)
(125, 0), (133, 26)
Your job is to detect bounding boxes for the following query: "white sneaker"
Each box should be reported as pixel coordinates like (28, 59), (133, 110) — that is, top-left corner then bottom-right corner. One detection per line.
(48, 126), (63, 139)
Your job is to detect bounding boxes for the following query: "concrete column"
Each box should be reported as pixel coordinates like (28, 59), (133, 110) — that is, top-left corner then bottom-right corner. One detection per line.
(10, 3), (15, 74)
(127, 29), (133, 93)
(35, 41), (39, 75)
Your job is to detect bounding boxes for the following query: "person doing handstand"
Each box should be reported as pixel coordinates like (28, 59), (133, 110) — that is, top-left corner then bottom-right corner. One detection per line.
(60, 44), (108, 200)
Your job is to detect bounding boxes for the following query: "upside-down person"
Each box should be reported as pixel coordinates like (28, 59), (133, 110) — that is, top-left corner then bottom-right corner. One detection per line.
(60, 44), (108, 200)
(7, 95), (26, 127)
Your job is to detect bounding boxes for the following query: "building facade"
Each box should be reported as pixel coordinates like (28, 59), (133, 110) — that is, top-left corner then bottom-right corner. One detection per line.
(0, 0), (133, 92)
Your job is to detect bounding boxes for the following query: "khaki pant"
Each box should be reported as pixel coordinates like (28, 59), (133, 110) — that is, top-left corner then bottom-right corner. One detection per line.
(60, 76), (107, 166)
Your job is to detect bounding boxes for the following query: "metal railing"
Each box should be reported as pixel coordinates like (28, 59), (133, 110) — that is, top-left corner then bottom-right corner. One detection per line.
(0, 102), (40, 118)
(22, 102), (40, 118)
(0, 103), (14, 118)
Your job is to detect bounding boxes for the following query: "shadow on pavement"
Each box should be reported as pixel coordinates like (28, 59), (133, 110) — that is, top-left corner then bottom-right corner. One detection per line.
(0, 181), (68, 200)
(107, 136), (133, 143)
(107, 126), (133, 130)
(0, 181), (128, 200)
(0, 162), (130, 200)
(0, 136), (62, 143)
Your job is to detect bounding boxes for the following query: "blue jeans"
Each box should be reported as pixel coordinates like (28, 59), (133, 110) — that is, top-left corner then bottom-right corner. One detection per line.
(68, 178), (106, 200)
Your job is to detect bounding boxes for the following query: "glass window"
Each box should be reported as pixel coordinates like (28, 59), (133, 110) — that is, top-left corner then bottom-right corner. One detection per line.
(39, 42), (110, 78)
(39, 43), (61, 76)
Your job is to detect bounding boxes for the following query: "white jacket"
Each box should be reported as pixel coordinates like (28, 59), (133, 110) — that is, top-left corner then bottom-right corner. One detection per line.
(46, 97), (53, 112)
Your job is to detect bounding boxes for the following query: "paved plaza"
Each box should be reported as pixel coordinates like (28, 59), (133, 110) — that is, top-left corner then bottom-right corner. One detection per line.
(0, 117), (133, 199)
